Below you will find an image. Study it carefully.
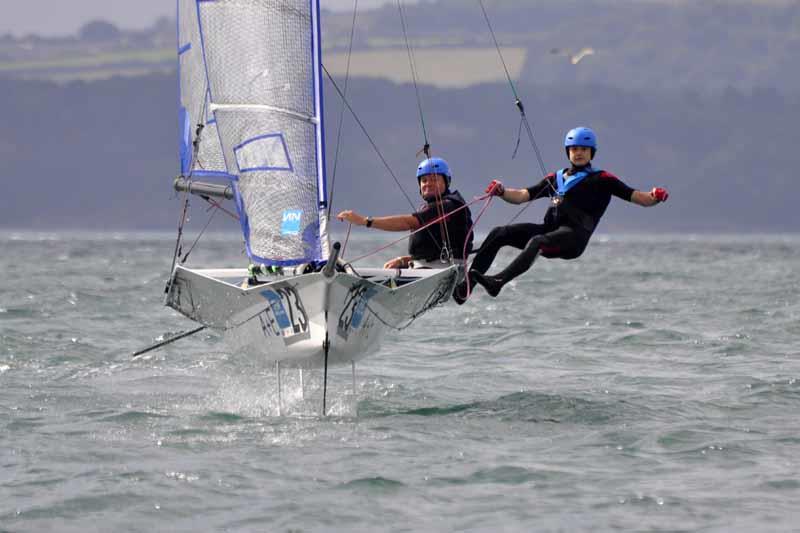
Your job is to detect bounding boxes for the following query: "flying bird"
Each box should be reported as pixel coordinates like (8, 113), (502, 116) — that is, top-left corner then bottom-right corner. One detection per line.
(549, 47), (596, 65)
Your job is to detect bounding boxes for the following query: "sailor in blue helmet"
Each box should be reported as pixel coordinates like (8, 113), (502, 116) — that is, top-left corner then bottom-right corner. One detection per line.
(454, 127), (669, 303)
(337, 157), (474, 269)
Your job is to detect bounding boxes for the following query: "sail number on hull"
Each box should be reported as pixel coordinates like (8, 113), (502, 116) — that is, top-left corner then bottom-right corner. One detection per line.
(257, 287), (310, 345)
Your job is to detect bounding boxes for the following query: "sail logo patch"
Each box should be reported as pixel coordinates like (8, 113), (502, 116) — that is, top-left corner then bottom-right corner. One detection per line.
(281, 210), (303, 235)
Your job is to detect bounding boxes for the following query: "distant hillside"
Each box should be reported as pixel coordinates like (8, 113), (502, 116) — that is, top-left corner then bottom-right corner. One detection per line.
(1, 74), (797, 232)
(1, 0), (798, 91)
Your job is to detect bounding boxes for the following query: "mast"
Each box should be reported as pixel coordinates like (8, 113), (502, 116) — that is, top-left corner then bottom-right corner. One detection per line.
(312, 0), (331, 259)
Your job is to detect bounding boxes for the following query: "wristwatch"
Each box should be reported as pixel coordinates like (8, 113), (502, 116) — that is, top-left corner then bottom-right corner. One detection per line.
(365, 216), (374, 228)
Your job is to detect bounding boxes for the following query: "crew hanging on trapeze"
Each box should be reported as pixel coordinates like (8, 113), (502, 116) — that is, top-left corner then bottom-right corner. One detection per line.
(453, 126), (669, 304)
(330, 1), (670, 305)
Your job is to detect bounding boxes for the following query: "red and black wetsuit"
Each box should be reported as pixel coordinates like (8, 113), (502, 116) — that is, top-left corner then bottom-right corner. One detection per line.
(470, 167), (634, 285)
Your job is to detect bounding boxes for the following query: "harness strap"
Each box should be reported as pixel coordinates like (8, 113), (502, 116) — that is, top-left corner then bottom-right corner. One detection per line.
(553, 168), (603, 233)
(555, 167), (602, 196)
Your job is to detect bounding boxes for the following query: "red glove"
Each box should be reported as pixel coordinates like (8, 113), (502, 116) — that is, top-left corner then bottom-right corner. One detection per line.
(651, 187), (669, 203)
(486, 179), (505, 197)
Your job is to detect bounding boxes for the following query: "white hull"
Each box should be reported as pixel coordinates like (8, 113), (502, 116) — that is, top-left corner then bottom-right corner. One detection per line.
(166, 264), (460, 368)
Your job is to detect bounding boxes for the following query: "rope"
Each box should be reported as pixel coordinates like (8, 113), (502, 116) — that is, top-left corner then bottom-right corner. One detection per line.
(460, 194), (495, 299)
(477, 0), (547, 176)
(203, 196), (239, 221)
(180, 203), (219, 264)
(362, 275), (454, 331)
(432, 185), (453, 262)
(341, 222), (353, 260)
(476, 0), (558, 225)
(346, 193), (492, 265)
(505, 185), (552, 225)
(165, 192), (190, 294)
(327, 0), (359, 218)
(322, 63), (444, 252)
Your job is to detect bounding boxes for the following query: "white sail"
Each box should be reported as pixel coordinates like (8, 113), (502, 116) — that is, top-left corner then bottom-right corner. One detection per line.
(168, 0), (461, 374)
(179, 0), (329, 266)
(178, 0), (228, 177)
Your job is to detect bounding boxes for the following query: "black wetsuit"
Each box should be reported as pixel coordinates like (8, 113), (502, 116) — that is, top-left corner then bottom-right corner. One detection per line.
(468, 167), (634, 294)
(409, 189), (474, 262)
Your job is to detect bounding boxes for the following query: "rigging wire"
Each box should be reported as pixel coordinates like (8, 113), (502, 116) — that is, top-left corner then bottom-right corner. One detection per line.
(321, 63), (418, 211)
(167, 81), (212, 287)
(180, 201), (219, 264)
(322, 63), (445, 255)
(476, 0), (560, 225)
(397, 0), (456, 259)
(327, 0), (359, 218)
(165, 192), (191, 295)
(477, 0), (548, 178)
(397, 0), (430, 158)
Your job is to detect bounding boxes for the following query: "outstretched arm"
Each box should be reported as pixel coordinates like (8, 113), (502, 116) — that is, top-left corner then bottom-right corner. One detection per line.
(485, 179), (532, 205)
(336, 210), (421, 231)
(630, 187), (669, 207)
(499, 187), (531, 205)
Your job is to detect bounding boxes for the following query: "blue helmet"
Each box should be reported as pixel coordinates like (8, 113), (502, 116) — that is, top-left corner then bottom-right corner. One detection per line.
(564, 126), (597, 158)
(416, 157), (451, 188)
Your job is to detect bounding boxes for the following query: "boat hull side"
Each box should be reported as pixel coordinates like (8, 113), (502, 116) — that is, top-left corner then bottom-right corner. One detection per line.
(166, 265), (459, 367)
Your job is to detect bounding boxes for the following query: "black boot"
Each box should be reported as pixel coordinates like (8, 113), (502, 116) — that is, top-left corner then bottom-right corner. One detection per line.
(473, 240), (541, 297)
(452, 270), (472, 305)
(470, 270), (504, 297)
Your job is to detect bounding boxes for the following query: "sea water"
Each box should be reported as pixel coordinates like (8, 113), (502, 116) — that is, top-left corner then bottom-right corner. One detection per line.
(1, 231), (799, 532)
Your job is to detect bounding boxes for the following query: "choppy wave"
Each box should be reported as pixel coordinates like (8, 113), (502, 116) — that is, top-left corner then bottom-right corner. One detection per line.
(2, 232), (800, 532)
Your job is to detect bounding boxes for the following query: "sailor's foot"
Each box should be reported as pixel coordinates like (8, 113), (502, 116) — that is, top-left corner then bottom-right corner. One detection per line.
(452, 281), (469, 305)
(470, 270), (503, 297)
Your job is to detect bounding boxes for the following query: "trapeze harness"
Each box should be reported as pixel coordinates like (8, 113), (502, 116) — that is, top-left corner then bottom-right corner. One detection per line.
(408, 190), (474, 263)
(548, 167), (604, 234)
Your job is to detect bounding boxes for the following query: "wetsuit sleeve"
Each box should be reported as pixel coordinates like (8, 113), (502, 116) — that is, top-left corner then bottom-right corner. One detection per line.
(525, 174), (556, 201)
(599, 171), (636, 201)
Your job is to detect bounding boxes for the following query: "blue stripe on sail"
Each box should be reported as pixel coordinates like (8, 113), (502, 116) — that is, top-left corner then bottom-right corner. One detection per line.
(191, 170), (236, 179)
(178, 42), (192, 55)
(311, 0), (327, 208)
(179, 106), (192, 174)
(177, 0), (185, 173)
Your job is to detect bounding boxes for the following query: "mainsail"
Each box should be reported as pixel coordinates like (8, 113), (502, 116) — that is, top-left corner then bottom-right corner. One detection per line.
(178, 0), (329, 266)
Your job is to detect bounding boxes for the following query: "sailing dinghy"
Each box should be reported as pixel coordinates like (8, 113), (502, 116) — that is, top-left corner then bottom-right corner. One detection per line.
(165, 0), (461, 374)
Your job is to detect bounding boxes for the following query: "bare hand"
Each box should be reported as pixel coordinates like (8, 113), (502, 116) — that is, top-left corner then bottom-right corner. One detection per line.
(336, 210), (364, 225)
(384, 256), (410, 269)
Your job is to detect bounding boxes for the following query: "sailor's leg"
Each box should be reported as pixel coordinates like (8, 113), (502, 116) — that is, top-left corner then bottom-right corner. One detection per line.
(472, 236), (543, 297)
(470, 224), (540, 274)
(454, 224), (540, 304)
(473, 225), (578, 297)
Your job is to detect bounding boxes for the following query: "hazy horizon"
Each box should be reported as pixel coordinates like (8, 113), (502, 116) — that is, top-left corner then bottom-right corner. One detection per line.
(1, 0), (417, 37)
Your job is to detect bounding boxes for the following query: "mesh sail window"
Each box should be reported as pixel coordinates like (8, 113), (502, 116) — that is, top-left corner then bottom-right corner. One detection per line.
(182, 0), (329, 265)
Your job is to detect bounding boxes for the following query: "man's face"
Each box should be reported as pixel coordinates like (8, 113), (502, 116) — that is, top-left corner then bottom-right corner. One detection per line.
(568, 145), (592, 166)
(419, 173), (447, 199)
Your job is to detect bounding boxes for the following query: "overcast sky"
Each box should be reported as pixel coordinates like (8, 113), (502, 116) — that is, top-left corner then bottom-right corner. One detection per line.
(1, 0), (408, 37)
